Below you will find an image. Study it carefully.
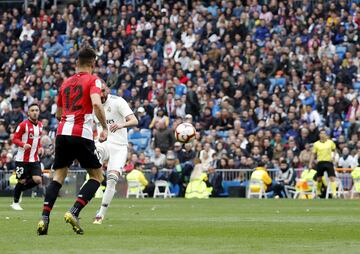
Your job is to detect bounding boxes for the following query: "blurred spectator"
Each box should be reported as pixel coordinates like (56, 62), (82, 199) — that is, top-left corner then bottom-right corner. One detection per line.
(150, 147), (166, 168)
(338, 147), (356, 169)
(153, 121), (175, 154)
(0, 0), (359, 192)
(136, 107), (151, 129)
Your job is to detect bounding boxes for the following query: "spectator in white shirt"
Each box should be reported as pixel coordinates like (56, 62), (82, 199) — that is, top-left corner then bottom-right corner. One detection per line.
(163, 35), (176, 59)
(20, 23), (34, 42)
(150, 147), (167, 168)
(199, 143), (216, 170)
(174, 97), (186, 119)
(181, 28), (196, 48)
(338, 147), (356, 169)
(302, 105), (321, 127)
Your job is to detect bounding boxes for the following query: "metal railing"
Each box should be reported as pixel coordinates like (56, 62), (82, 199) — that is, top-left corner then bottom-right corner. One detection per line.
(0, 168), (354, 196)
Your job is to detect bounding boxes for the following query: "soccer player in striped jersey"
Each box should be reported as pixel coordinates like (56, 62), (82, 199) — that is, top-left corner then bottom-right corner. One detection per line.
(11, 103), (43, 210)
(37, 46), (108, 235)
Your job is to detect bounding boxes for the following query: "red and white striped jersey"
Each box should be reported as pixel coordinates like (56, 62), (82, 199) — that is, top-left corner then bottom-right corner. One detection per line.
(56, 72), (102, 140)
(13, 120), (43, 163)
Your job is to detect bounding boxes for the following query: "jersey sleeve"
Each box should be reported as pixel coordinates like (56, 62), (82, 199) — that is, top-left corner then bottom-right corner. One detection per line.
(331, 141), (336, 151)
(118, 97), (134, 117)
(12, 122), (25, 147)
(312, 143), (318, 154)
(89, 77), (102, 95)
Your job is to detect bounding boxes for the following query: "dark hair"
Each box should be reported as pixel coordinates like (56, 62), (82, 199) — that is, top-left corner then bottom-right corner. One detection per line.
(257, 161), (265, 167)
(78, 46), (97, 67)
(28, 103), (40, 110)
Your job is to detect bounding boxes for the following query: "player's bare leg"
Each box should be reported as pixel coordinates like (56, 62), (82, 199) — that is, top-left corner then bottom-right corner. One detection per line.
(37, 168), (67, 235)
(65, 168), (104, 234)
(94, 170), (120, 224)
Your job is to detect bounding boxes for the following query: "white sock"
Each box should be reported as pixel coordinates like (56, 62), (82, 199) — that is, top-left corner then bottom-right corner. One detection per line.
(98, 175), (117, 218)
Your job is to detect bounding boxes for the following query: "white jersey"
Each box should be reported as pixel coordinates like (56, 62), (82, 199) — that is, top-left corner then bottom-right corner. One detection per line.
(95, 95), (134, 145)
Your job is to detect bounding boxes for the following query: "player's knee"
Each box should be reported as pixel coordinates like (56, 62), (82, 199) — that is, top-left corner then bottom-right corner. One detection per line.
(33, 176), (42, 185)
(107, 172), (119, 185)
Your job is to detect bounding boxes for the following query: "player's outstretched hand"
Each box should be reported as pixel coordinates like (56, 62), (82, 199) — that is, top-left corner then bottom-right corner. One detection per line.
(109, 123), (125, 133)
(99, 129), (108, 143)
(23, 144), (32, 150)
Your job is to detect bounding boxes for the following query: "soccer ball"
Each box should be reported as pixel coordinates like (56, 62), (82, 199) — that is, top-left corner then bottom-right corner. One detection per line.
(175, 122), (196, 143)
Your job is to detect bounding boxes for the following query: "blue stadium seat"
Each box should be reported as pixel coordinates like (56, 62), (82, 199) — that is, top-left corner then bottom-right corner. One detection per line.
(336, 45), (347, 60)
(140, 129), (152, 139)
(276, 77), (286, 87)
(129, 131), (142, 139)
(57, 34), (68, 45)
(217, 131), (229, 139)
(64, 43), (73, 51)
(269, 78), (276, 87)
(353, 82), (360, 90)
(129, 137), (149, 152)
(219, 180), (241, 197)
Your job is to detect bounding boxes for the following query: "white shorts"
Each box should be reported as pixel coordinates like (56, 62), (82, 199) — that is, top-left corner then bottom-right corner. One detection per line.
(96, 141), (128, 174)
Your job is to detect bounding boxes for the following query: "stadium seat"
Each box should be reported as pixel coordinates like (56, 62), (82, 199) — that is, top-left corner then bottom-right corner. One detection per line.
(247, 179), (267, 199)
(220, 180), (241, 197)
(129, 131), (142, 139)
(126, 180), (148, 198)
(217, 131), (229, 139)
(153, 180), (174, 198)
(276, 77), (286, 87)
(140, 129), (152, 139)
(57, 34), (68, 45)
(128, 137), (149, 152)
(325, 178), (345, 199)
(353, 82), (360, 90)
(336, 45), (347, 60)
(293, 179), (316, 199)
(350, 178), (360, 199)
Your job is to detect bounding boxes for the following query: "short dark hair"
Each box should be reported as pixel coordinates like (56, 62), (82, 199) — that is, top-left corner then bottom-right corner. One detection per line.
(28, 103), (39, 110)
(257, 161), (265, 167)
(78, 46), (97, 67)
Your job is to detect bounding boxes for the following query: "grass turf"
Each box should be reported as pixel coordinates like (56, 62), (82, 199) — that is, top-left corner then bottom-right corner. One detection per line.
(0, 198), (359, 254)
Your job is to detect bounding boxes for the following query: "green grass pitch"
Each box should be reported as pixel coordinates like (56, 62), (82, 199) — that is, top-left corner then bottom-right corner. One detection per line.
(1, 198), (360, 254)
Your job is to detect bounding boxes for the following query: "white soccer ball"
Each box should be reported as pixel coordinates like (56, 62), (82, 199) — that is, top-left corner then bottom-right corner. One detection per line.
(175, 122), (196, 143)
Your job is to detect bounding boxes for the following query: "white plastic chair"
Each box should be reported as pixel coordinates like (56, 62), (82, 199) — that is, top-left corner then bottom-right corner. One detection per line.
(153, 180), (174, 198)
(247, 179), (267, 199)
(126, 180), (148, 198)
(293, 179), (316, 199)
(351, 178), (360, 199)
(284, 185), (296, 198)
(326, 178), (345, 199)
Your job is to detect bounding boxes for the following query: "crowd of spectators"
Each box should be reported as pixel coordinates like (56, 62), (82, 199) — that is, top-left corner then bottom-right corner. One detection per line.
(0, 0), (360, 182)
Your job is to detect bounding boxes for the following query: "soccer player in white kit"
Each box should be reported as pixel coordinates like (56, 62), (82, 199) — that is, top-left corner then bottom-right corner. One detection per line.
(93, 84), (138, 224)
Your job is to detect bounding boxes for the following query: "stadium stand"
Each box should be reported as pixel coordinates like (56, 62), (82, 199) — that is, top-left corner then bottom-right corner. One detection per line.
(0, 0), (360, 198)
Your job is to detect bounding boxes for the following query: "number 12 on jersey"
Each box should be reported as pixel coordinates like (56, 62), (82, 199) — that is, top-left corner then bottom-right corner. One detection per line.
(64, 85), (83, 111)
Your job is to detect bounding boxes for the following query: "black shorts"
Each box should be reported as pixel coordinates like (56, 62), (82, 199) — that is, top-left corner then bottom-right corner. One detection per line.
(53, 135), (102, 170)
(316, 161), (336, 178)
(15, 161), (42, 180)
